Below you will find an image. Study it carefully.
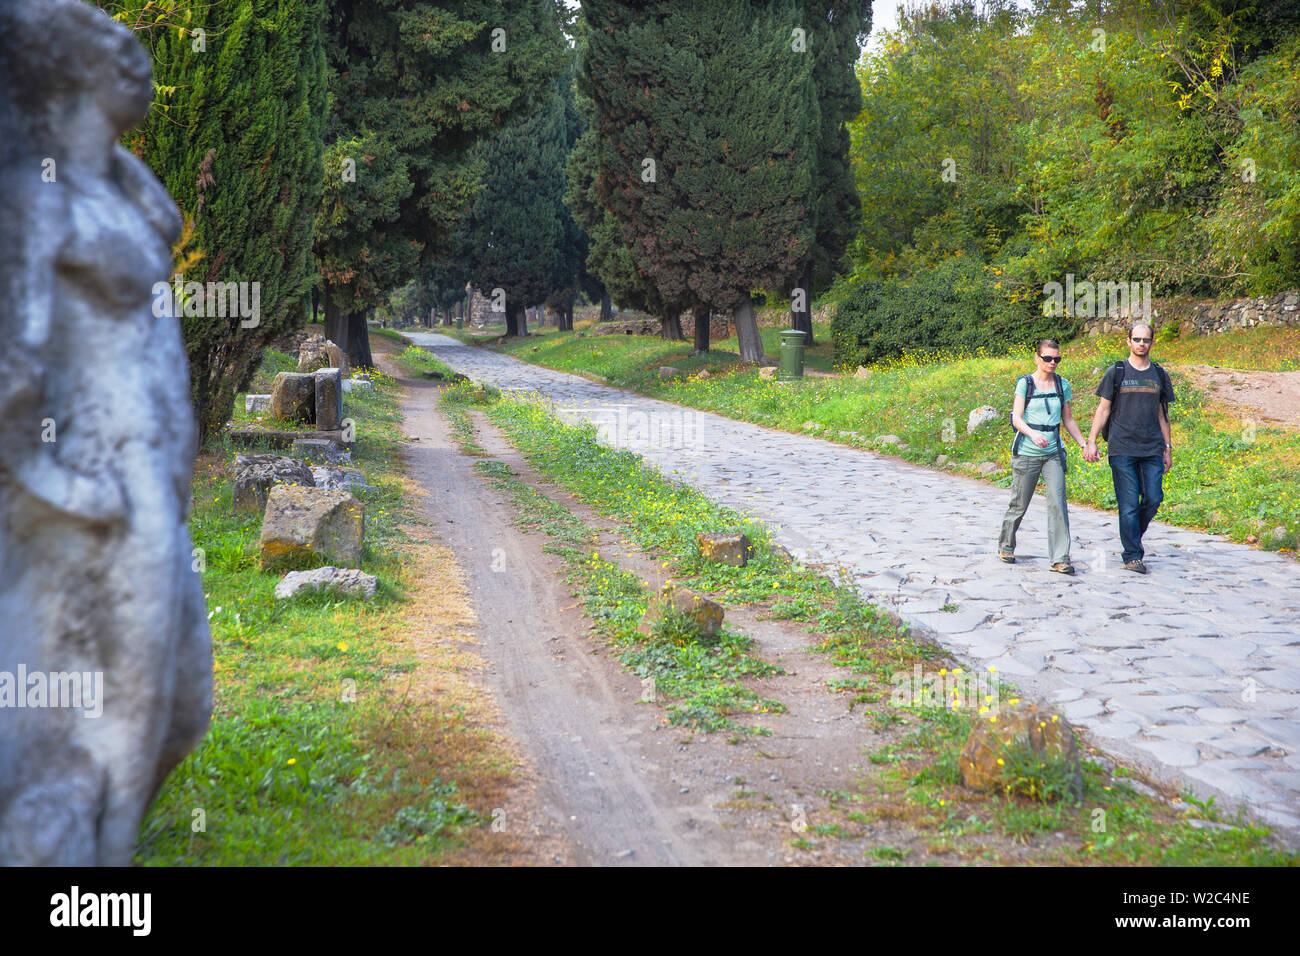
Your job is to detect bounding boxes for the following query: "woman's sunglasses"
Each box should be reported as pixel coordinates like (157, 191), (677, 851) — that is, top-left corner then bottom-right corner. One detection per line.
(1038, 354), (1062, 364)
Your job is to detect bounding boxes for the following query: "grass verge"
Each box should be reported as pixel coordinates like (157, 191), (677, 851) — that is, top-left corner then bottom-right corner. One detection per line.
(137, 350), (502, 865)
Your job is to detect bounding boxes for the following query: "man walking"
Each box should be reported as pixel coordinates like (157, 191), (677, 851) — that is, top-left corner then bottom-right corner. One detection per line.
(1085, 323), (1176, 573)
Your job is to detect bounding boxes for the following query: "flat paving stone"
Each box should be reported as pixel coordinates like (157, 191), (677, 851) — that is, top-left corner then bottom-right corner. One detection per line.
(1134, 740), (1201, 767)
(1061, 698), (1105, 720)
(412, 332), (1300, 843)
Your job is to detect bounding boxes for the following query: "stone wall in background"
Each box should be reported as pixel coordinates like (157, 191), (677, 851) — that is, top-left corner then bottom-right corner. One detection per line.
(468, 287), (498, 327)
(1080, 289), (1300, 337)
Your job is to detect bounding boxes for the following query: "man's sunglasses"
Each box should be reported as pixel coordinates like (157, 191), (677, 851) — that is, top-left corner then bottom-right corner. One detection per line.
(1130, 336), (1153, 344)
(1038, 354), (1062, 363)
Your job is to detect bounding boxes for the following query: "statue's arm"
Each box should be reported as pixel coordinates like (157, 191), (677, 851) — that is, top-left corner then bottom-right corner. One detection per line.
(0, 172), (59, 353)
(0, 176), (125, 525)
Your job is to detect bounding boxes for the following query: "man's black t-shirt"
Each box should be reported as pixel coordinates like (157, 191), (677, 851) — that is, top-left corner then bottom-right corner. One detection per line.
(1096, 360), (1175, 458)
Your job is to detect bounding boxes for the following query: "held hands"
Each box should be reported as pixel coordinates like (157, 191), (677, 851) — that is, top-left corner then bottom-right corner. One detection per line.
(1082, 439), (1101, 463)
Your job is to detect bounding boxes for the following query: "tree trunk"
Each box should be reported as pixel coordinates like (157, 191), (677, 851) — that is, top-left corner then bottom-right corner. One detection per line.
(661, 312), (683, 340)
(311, 285), (319, 326)
(348, 310), (373, 370)
(733, 298), (767, 364)
(791, 265), (814, 346)
(692, 308), (710, 353)
(600, 291), (612, 321)
(519, 306), (529, 337)
(323, 288), (348, 356)
(505, 304), (521, 337)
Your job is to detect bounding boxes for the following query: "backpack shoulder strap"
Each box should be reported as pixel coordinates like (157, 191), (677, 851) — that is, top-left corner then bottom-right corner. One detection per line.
(1053, 372), (1064, 401)
(1111, 359), (1126, 397)
(1152, 361), (1172, 417)
(1022, 373), (1035, 400)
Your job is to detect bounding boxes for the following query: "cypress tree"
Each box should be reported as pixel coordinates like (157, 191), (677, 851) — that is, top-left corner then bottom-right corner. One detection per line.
(461, 77), (571, 337)
(565, 34), (685, 339)
(787, 1), (871, 346)
(107, 0), (328, 446)
(319, 0), (569, 361)
(545, 72), (587, 333)
(580, 0), (816, 359)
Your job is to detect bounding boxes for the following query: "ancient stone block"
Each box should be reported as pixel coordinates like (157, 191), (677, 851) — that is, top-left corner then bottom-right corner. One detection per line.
(291, 437), (351, 465)
(960, 701), (1083, 801)
(639, 585), (724, 642)
(274, 566), (377, 601)
(259, 485), (364, 571)
(314, 367), (343, 431)
(269, 371), (316, 424)
(232, 454), (315, 513)
(696, 532), (752, 567)
(297, 334), (348, 377)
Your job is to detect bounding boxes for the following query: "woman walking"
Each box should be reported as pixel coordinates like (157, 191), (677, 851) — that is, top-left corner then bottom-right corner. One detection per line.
(998, 339), (1089, 573)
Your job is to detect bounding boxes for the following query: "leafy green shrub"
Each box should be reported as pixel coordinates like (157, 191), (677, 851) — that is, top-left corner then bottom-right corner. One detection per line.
(830, 256), (1074, 366)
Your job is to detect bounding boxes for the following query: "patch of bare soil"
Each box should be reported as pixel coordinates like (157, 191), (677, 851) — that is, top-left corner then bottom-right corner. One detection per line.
(1174, 364), (1300, 427)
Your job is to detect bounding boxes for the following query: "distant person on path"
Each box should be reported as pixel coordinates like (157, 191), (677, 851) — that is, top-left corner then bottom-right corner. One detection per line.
(1085, 323), (1176, 574)
(998, 339), (1090, 574)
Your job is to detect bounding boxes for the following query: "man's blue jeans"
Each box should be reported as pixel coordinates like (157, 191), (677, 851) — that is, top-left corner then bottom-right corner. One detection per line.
(1109, 454), (1165, 563)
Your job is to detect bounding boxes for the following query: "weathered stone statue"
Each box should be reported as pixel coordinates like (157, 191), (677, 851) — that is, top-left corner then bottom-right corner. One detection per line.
(0, 0), (212, 865)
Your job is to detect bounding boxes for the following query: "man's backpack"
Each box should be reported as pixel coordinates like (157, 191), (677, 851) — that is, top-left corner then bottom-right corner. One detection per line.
(1100, 360), (1171, 443)
(1010, 372), (1066, 468)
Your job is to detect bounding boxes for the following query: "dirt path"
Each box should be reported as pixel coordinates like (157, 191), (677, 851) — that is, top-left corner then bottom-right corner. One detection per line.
(377, 352), (784, 864)
(1172, 364), (1300, 427)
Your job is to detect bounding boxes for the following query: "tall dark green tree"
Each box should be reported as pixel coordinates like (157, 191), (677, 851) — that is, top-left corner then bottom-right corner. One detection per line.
(318, 0), (569, 361)
(568, 130), (687, 338)
(565, 19), (681, 337)
(461, 75), (572, 337)
(545, 71), (587, 332)
(103, 0), (328, 446)
(786, 1), (871, 346)
(581, 0), (817, 359)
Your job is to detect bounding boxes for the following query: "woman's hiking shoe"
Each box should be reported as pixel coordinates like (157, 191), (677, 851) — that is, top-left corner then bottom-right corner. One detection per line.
(999, 552), (1015, 563)
(1124, 560), (1148, 574)
(1050, 563), (1075, 575)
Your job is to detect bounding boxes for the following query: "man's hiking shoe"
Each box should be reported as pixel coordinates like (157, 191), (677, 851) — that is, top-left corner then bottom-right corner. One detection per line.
(999, 552), (1015, 564)
(1050, 563), (1075, 575)
(1124, 560), (1148, 574)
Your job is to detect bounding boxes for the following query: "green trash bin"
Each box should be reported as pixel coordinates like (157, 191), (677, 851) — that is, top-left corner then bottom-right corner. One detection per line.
(456, 317), (464, 330)
(777, 329), (806, 382)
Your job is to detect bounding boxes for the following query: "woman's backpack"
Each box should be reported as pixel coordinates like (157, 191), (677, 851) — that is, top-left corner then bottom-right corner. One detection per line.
(1010, 372), (1067, 469)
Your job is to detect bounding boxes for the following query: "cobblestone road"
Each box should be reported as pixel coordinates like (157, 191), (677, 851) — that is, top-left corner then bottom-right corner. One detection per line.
(407, 332), (1300, 839)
